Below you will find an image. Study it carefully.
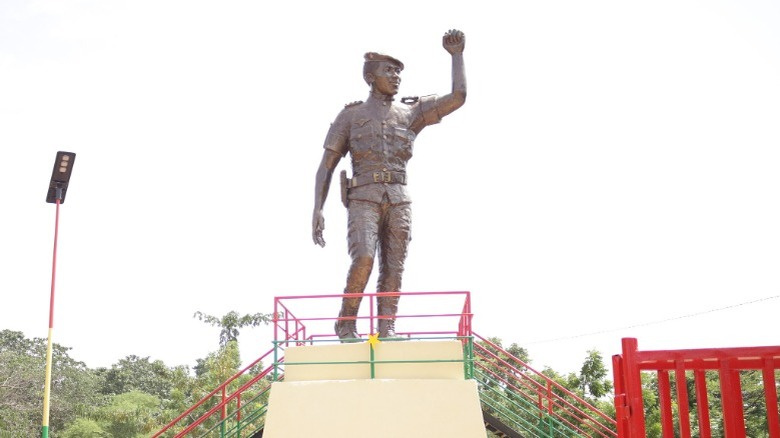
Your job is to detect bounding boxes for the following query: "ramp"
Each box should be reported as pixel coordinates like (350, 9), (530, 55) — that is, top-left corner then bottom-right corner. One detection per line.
(262, 340), (485, 437)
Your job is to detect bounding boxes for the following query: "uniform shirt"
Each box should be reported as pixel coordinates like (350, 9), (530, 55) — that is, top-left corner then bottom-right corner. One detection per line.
(324, 93), (441, 204)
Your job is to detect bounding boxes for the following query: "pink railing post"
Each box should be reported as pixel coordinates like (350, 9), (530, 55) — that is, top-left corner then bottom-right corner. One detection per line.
(546, 381), (553, 415)
(236, 393), (242, 425)
(273, 297), (279, 347)
(221, 386), (227, 425)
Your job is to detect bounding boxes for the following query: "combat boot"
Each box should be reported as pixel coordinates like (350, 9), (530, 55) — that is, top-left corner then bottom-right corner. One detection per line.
(334, 300), (361, 343)
(377, 317), (400, 339)
(377, 294), (405, 340)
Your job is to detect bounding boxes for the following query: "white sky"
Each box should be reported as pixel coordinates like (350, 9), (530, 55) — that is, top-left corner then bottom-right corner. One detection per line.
(1, 0), (779, 377)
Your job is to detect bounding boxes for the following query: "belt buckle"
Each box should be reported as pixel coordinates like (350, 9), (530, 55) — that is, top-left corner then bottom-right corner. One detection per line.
(373, 171), (392, 183)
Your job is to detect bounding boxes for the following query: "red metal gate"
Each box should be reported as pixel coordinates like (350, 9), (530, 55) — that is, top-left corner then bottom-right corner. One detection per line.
(612, 337), (780, 437)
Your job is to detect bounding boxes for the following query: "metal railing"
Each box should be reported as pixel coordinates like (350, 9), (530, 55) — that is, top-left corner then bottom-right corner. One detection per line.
(474, 333), (618, 437)
(151, 291), (617, 437)
(612, 337), (780, 438)
(151, 348), (278, 438)
(272, 291), (475, 380)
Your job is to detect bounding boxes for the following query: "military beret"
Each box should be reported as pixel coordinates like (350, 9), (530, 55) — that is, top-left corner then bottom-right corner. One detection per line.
(364, 52), (404, 70)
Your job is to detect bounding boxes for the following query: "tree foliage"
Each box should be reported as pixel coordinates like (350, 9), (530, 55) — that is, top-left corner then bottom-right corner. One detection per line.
(193, 310), (273, 347)
(99, 390), (161, 437)
(1, 306), (274, 437)
(10, 314), (776, 438)
(61, 418), (107, 438)
(0, 329), (104, 437)
(96, 355), (190, 400)
(578, 349), (613, 400)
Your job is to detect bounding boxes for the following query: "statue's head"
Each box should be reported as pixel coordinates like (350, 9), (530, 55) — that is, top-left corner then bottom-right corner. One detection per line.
(363, 52), (404, 96)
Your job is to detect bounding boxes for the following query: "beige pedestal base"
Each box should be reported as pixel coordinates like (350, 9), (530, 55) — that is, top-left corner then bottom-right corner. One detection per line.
(262, 341), (485, 437)
(263, 379), (485, 437)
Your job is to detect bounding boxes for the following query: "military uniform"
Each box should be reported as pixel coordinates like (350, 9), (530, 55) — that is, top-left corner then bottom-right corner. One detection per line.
(324, 90), (442, 337)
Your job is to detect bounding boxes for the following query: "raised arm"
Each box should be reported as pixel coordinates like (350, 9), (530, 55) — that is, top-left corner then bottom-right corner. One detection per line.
(436, 29), (467, 118)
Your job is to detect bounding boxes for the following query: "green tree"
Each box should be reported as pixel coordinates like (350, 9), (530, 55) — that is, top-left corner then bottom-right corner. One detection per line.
(0, 332), (41, 436)
(193, 310), (273, 347)
(0, 329), (105, 437)
(98, 391), (161, 438)
(578, 349), (612, 400)
(95, 354), (196, 433)
(96, 355), (190, 399)
(61, 418), (107, 437)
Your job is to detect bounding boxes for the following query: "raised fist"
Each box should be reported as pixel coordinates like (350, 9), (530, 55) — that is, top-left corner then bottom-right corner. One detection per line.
(442, 29), (465, 55)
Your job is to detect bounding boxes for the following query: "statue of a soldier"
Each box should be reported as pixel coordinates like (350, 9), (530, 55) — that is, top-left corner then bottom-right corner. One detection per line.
(312, 29), (467, 342)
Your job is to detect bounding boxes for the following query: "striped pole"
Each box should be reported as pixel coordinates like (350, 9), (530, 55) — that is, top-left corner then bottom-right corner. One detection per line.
(41, 195), (61, 438)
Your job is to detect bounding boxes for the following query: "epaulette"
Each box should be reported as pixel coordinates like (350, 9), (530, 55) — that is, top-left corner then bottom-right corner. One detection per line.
(401, 96), (419, 104)
(344, 100), (363, 108)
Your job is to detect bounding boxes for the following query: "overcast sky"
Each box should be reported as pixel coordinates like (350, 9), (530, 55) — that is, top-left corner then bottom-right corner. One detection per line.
(1, 0), (779, 376)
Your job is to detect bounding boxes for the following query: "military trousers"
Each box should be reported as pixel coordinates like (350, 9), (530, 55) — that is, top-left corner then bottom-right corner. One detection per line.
(343, 198), (412, 304)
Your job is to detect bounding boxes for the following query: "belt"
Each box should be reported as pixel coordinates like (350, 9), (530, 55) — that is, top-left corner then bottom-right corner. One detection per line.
(347, 171), (407, 188)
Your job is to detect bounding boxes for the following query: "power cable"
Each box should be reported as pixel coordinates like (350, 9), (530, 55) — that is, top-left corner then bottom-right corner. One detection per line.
(525, 294), (780, 345)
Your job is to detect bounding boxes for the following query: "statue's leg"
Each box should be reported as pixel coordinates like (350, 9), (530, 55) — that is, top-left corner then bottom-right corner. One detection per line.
(377, 203), (411, 339)
(336, 201), (380, 342)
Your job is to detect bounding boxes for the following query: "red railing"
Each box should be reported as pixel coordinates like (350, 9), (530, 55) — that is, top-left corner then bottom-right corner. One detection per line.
(152, 348), (278, 438)
(474, 333), (618, 437)
(612, 337), (780, 438)
(153, 291), (619, 437)
(273, 290), (474, 345)
(152, 291), (474, 437)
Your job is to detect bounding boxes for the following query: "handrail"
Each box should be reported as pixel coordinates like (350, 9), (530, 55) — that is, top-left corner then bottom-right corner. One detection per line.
(171, 360), (280, 437)
(153, 291), (617, 438)
(473, 333), (618, 437)
(273, 290), (472, 344)
(195, 384), (273, 437)
(477, 367), (579, 436)
(152, 347), (276, 437)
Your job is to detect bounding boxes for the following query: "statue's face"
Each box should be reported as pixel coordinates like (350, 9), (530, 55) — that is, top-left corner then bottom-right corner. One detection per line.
(370, 61), (402, 96)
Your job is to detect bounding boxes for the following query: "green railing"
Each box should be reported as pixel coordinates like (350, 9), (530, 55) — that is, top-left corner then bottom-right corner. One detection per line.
(474, 333), (618, 438)
(152, 292), (615, 437)
(271, 334), (475, 380)
(477, 367), (582, 437)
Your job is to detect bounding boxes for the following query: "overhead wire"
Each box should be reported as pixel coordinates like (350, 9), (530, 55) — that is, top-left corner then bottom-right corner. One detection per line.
(524, 294), (780, 345)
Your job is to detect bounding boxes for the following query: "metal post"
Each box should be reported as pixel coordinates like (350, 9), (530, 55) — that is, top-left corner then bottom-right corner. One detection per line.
(41, 191), (61, 438)
(42, 151), (75, 438)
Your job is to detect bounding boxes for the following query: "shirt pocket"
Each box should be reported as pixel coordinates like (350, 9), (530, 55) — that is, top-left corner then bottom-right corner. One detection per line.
(349, 120), (377, 151)
(390, 127), (415, 160)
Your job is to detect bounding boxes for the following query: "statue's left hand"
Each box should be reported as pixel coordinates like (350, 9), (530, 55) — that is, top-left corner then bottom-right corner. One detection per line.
(443, 29), (465, 55)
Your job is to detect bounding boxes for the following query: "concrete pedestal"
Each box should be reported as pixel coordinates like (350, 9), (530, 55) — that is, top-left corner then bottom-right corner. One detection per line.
(262, 340), (485, 437)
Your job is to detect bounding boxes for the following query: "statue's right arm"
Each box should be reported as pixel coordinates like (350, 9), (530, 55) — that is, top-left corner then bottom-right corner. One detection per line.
(313, 111), (350, 247)
(312, 149), (345, 247)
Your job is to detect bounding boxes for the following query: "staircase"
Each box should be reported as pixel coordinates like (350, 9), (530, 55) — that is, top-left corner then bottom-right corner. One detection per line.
(152, 292), (617, 437)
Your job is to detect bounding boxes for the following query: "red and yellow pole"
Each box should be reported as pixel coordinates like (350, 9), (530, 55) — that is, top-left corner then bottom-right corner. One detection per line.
(42, 152), (75, 438)
(41, 196), (61, 438)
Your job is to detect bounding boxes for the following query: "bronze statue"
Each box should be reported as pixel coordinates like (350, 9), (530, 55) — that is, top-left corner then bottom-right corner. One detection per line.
(313, 29), (467, 342)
